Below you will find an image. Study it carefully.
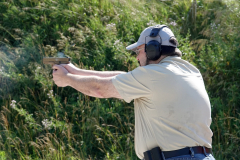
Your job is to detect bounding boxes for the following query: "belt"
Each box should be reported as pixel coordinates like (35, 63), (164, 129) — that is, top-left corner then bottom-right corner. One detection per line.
(144, 146), (212, 160)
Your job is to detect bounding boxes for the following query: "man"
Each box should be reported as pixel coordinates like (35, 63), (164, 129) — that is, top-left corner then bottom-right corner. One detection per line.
(52, 25), (215, 160)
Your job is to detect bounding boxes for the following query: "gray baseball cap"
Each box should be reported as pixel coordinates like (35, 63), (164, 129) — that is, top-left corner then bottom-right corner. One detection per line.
(126, 25), (177, 50)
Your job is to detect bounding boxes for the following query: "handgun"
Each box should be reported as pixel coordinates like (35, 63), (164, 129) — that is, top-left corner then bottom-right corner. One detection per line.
(43, 52), (70, 65)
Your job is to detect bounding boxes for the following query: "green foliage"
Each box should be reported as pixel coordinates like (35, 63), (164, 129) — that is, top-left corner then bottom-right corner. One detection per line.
(0, 0), (240, 159)
(0, 151), (6, 160)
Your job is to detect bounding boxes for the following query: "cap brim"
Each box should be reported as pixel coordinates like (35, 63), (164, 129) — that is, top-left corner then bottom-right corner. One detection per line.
(126, 42), (145, 50)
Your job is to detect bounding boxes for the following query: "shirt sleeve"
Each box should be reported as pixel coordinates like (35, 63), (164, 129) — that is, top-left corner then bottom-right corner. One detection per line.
(112, 67), (151, 103)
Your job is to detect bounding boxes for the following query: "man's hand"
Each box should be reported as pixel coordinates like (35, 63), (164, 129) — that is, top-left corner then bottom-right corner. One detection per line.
(52, 65), (70, 87)
(60, 63), (79, 74)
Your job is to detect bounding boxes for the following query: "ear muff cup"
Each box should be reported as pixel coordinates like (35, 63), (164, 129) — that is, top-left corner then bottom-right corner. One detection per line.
(145, 25), (167, 61)
(145, 40), (161, 61)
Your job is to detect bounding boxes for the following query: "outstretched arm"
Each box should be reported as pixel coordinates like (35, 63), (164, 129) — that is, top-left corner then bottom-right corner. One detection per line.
(52, 65), (122, 99)
(61, 63), (126, 78)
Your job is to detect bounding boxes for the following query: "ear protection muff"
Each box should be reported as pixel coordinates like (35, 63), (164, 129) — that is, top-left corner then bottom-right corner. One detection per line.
(145, 25), (167, 61)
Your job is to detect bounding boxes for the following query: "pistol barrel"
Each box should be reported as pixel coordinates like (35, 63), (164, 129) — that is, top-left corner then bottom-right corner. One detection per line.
(43, 57), (70, 65)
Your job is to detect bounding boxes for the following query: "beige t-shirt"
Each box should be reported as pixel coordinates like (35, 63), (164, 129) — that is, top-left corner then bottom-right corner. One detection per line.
(112, 56), (213, 159)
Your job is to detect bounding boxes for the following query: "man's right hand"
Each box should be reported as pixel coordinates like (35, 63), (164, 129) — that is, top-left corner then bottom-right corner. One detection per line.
(60, 63), (80, 75)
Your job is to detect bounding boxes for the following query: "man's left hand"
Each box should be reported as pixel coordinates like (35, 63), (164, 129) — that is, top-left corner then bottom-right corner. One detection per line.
(52, 65), (70, 87)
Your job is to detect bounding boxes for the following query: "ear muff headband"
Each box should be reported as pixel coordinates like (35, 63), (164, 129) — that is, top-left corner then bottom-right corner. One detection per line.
(145, 25), (167, 61)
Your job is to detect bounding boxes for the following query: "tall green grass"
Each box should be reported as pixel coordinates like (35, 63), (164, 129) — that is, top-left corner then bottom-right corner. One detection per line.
(0, 0), (239, 159)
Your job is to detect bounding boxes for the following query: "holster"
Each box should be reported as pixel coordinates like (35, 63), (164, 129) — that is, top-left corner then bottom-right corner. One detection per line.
(143, 147), (164, 160)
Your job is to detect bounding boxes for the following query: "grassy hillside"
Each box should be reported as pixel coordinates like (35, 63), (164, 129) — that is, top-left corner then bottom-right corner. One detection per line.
(0, 0), (239, 159)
